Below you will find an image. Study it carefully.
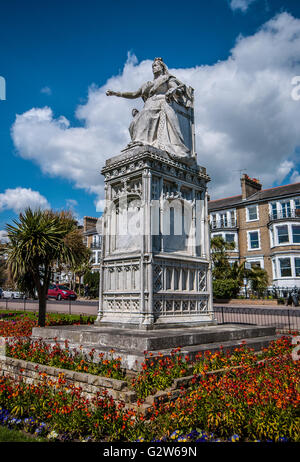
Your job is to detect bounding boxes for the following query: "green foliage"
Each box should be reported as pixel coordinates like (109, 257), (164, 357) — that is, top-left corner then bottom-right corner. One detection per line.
(213, 278), (240, 299)
(5, 209), (87, 326)
(83, 271), (99, 298)
(249, 267), (269, 295)
(211, 236), (235, 280)
(211, 236), (269, 300)
(0, 244), (7, 286)
(0, 426), (47, 442)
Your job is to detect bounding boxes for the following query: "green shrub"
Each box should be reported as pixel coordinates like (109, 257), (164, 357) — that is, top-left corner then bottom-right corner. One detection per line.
(213, 278), (240, 300)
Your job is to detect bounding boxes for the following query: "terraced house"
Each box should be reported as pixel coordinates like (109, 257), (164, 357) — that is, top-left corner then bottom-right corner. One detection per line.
(208, 174), (300, 289)
(83, 216), (102, 273)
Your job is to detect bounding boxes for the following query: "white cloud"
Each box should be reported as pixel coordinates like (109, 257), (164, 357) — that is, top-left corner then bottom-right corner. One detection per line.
(66, 199), (78, 209)
(40, 86), (52, 95)
(291, 170), (300, 184)
(229, 0), (257, 12)
(0, 188), (50, 214)
(11, 13), (300, 202)
(0, 230), (8, 243)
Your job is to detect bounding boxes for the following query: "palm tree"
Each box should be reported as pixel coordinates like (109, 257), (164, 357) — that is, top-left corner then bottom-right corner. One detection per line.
(5, 208), (87, 326)
(249, 266), (269, 297)
(210, 236), (235, 280)
(0, 243), (7, 286)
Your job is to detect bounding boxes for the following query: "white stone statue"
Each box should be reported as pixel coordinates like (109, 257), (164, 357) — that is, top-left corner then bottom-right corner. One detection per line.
(106, 58), (195, 164)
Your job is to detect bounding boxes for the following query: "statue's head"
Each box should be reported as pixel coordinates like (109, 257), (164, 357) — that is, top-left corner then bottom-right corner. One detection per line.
(152, 57), (168, 75)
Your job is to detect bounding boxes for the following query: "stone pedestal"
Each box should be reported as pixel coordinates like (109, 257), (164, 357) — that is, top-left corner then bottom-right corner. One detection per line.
(95, 145), (216, 329)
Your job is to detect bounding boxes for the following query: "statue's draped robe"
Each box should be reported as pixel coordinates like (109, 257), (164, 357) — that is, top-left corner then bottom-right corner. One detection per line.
(129, 74), (193, 161)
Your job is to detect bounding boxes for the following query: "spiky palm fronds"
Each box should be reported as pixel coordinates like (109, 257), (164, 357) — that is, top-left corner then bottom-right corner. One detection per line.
(5, 208), (87, 326)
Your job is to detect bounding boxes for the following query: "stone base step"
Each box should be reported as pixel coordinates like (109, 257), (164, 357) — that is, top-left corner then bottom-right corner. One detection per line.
(32, 324), (276, 351)
(31, 324), (279, 371)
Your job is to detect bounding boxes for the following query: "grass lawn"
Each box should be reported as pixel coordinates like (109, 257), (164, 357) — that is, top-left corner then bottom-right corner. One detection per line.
(0, 426), (48, 442)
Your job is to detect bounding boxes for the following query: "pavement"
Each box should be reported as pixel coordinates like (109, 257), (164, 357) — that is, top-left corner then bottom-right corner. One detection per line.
(0, 298), (299, 331)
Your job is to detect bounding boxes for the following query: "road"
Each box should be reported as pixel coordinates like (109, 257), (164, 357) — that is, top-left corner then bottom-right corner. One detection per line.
(0, 298), (98, 316)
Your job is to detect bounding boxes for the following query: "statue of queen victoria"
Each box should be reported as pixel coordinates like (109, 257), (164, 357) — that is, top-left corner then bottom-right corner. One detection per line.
(106, 58), (196, 165)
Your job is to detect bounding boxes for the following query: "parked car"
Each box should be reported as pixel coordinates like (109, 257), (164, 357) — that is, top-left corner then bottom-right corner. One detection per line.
(47, 284), (77, 301)
(2, 289), (25, 299)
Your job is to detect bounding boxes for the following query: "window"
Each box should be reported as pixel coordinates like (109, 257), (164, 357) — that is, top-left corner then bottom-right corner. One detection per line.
(277, 225), (289, 244)
(292, 225), (300, 243)
(279, 258), (292, 277)
(230, 210), (235, 226)
(211, 214), (217, 228)
(248, 231), (260, 249)
(225, 233), (235, 244)
(271, 203), (277, 219)
(220, 213), (227, 227)
(295, 258), (300, 277)
(295, 199), (300, 218)
(281, 201), (291, 218)
(250, 261), (261, 269)
(247, 205), (258, 221)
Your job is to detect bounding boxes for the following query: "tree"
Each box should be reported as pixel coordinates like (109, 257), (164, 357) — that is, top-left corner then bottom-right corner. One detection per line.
(211, 236), (235, 280)
(248, 266), (269, 296)
(70, 248), (92, 295)
(5, 208), (87, 327)
(83, 271), (100, 299)
(211, 236), (239, 299)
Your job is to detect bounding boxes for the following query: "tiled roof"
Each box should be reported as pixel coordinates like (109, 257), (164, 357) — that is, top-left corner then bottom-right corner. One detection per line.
(209, 182), (300, 211)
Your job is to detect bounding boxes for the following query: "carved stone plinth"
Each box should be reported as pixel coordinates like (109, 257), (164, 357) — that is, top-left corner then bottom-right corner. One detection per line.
(95, 145), (215, 330)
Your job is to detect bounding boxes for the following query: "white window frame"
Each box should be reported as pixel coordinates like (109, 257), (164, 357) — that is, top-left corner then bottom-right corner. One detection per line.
(292, 224), (300, 244)
(245, 256), (264, 269)
(270, 222), (300, 247)
(210, 209), (237, 229)
(276, 223), (290, 245)
(278, 257), (292, 278)
(246, 204), (259, 222)
(280, 200), (291, 219)
(247, 229), (261, 251)
(272, 255), (300, 280)
(211, 231), (238, 251)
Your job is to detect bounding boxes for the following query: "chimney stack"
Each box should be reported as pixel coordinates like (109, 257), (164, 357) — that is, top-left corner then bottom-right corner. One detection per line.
(241, 174), (262, 199)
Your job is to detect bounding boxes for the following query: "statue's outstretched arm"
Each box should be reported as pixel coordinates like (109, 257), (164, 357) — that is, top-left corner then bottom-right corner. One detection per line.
(106, 87), (142, 99)
(165, 79), (184, 102)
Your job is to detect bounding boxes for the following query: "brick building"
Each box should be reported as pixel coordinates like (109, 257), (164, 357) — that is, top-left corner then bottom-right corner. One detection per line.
(83, 216), (102, 273)
(208, 174), (300, 289)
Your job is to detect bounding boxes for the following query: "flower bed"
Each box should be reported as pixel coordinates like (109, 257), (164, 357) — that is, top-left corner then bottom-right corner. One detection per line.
(0, 376), (139, 441)
(132, 336), (295, 398)
(5, 338), (124, 380)
(146, 354), (300, 442)
(0, 315), (299, 441)
(0, 350), (299, 442)
(0, 313), (95, 338)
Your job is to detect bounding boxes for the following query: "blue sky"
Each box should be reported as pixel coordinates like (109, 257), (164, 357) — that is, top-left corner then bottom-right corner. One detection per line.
(1, 0), (300, 234)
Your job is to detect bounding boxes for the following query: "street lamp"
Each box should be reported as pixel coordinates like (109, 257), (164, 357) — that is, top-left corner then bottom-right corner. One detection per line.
(243, 277), (248, 299)
(244, 261), (251, 299)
